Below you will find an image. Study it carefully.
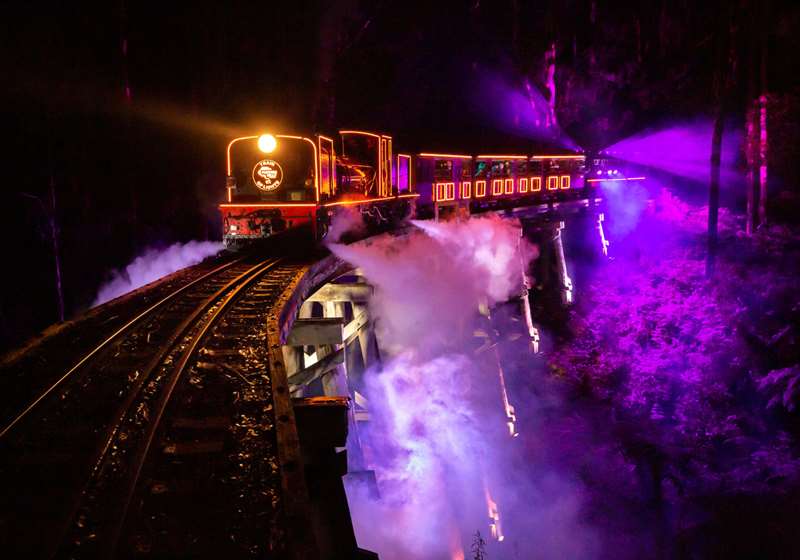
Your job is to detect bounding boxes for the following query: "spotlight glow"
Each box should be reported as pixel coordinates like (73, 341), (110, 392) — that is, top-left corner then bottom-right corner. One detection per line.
(257, 133), (277, 154)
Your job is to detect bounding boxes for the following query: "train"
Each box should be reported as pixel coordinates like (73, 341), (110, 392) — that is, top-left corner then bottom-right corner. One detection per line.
(220, 129), (643, 246)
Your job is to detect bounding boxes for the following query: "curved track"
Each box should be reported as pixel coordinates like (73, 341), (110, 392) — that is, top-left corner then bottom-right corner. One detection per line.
(0, 257), (246, 440)
(0, 254), (307, 558)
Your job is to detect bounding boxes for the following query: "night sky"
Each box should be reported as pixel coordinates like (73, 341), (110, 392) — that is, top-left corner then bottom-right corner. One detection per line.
(2, 0), (798, 349)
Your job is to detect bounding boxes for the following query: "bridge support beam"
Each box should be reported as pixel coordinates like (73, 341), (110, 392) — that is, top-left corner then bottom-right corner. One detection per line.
(553, 220), (574, 306)
(283, 269), (380, 472)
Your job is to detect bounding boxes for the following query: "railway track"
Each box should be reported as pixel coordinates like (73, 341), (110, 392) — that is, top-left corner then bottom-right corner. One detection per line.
(0, 252), (309, 558)
(0, 256), (245, 439)
(0, 255), (241, 428)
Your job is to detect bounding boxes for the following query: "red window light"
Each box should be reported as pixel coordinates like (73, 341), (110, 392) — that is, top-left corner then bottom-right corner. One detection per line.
(446, 182), (455, 200)
(504, 178), (514, 194)
(434, 183), (445, 201)
(531, 177), (542, 191)
(461, 181), (472, 198)
(476, 180), (487, 197)
(560, 175), (571, 190)
(492, 179), (503, 196)
(547, 176), (559, 191)
(518, 178), (529, 193)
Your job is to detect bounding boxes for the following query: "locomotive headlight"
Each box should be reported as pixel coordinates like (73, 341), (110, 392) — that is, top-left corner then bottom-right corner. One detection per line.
(257, 134), (277, 154)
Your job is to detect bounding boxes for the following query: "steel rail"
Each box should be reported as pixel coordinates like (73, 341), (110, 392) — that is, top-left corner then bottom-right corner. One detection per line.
(53, 257), (284, 557)
(107, 256), (286, 557)
(0, 255), (245, 440)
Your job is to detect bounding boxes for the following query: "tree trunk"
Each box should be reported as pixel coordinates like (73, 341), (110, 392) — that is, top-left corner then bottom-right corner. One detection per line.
(757, 94), (768, 226)
(48, 175), (65, 322)
(757, 0), (769, 226)
(314, 6), (338, 130)
(635, 17), (643, 64)
(314, 0), (364, 130)
(119, 0), (137, 228)
(746, 91), (759, 231)
(707, 112), (724, 276)
(707, 1), (734, 276)
(743, 0), (757, 233)
(544, 42), (558, 129)
(745, 0), (771, 230)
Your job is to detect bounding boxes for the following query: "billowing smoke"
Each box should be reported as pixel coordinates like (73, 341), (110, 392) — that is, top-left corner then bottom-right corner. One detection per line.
(605, 119), (742, 185)
(325, 206), (366, 244)
(93, 240), (223, 306)
(330, 215), (536, 356)
(596, 178), (652, 238)
(328, 215), (597, 559)
(598, 173), (739, 246)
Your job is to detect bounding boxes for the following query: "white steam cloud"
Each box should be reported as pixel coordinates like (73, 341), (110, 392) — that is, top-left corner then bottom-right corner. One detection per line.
(325, 206), (367, 243)
(93, 240), (223, 307)
(328, 215), (595, 558)
(330, 216), (535, 357)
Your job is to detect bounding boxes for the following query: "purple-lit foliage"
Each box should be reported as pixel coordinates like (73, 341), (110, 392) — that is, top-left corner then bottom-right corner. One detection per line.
(547, 196), (800, 555)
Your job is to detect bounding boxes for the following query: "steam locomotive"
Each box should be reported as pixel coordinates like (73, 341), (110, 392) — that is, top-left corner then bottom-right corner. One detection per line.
(220, 129), (632, 246)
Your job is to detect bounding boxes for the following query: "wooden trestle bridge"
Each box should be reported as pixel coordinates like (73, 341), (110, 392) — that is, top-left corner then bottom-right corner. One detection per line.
(0, 203), (605, 559)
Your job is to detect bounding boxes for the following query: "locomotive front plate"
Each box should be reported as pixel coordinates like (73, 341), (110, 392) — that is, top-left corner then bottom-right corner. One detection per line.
(252, 159), (284, 191)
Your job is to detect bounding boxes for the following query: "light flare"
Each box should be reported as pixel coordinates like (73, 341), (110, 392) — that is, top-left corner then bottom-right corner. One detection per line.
(257, 133), (277, 153)
(449, 527), (465, 560)
(495, 347), (518, 438)
(484, 481), (505, 542)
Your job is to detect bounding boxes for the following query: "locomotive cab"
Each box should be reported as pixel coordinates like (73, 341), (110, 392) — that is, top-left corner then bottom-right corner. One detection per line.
(221, 134), (319, 245)
(337, 131), (393, 200)
(328, 131), (400, 232)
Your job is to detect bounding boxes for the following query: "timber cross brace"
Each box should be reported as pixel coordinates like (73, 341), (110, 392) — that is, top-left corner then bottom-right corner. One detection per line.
(282, 261), (379, 471)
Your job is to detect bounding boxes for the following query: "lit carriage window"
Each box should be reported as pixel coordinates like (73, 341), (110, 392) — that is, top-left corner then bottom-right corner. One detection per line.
(505, 178), (514, 194)
(476, 180), (487, 197)
(435, 183), (447, 201)
(397, 154), (411, 193)
(560, 175), (571, 189)
(531, 177), (542, 191)
(492, 179), (503, 196)
(461, 181), (472, 198)
(446, 182), (455, 200)
(547, 176), (559, 190)
(518, 178), (529, 193)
